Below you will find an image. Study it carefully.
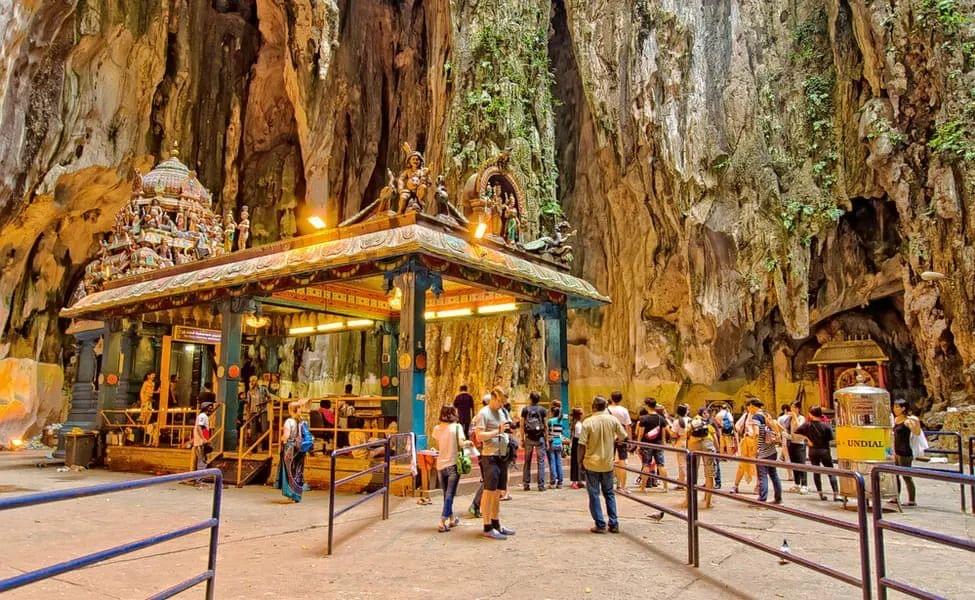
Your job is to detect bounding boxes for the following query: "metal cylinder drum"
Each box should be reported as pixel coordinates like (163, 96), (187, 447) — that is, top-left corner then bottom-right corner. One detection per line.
(833, 379), (897, 499)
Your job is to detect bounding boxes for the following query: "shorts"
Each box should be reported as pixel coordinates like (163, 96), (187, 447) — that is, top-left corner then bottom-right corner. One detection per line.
(615, 442), (628, 461)
(482, 455), (509, 492)
(640, 447), (665, 466)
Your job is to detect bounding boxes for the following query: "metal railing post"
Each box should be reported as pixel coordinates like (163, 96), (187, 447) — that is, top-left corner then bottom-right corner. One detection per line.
(688, 450), (699, 568)
(870, 468), (887, 600)
(383, 438), (391, 520)
(205, 470), (223, 600)
(969, 436), (974, 513)
(852, 472), (871, 600)
(327, 451), (338, 556)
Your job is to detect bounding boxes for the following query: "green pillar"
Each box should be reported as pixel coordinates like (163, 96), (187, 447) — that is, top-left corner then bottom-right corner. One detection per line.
(217, 298), (251, 450)
(97, 320), (123, 423)
(56, 324), (104, 457)
(393, 268), (440, 449)
(116, 322), (138, 408)
(535, 303), (569, 406)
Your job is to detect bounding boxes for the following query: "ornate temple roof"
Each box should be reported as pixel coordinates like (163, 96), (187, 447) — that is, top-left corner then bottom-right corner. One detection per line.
(138, 155), (211, 204)
(61, 214), (609, 319)
(70, 150), (251, 304)
(809, 338), (889, 365)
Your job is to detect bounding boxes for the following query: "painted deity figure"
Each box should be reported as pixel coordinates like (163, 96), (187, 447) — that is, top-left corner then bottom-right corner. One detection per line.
(175, 212), (187, 234)
(126, 199), (141, 230)
(503, 194), (520, 244)
(145, 199), (163, 229)
(158, 239), (174, 267)
(236, 205), (250, 251)
(490, 183), (504, 236)
(433, 174), (450, 215)
(223, 210), (236, 252)
(397, 143), (430, 213)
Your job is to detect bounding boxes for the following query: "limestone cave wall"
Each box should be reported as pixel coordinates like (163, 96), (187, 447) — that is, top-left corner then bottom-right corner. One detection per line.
(1, 0), (973, 421)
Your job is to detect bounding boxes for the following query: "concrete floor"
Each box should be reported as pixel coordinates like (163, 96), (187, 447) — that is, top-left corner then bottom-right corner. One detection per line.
(0, 450), (973, 599)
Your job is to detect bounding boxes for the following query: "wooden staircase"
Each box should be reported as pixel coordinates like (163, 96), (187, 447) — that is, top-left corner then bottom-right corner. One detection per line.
(208, 452), (271, 487)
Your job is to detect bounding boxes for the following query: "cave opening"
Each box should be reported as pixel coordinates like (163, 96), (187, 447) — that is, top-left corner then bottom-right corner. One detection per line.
(794, 296), (927, 407)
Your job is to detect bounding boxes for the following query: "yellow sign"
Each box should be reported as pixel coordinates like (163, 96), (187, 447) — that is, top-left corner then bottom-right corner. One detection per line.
(836, 426), (891, 462)
(173, 326), (221, 344)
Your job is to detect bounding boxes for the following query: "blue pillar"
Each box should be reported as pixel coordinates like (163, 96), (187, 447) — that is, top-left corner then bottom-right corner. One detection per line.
(393, 267), (440, 449)
(536, 303), (569, 407)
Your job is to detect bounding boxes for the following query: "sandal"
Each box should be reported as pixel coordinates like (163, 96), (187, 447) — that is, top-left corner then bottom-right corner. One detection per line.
(437, 520), (450, 533)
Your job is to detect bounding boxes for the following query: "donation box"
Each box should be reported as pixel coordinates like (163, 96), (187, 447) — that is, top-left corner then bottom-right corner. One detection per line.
(834, 377), (897, 500)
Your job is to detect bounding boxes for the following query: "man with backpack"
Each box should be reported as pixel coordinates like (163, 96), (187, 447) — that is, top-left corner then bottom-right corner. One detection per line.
(521, 391), (548, 491)
(634, 399), (670, 492)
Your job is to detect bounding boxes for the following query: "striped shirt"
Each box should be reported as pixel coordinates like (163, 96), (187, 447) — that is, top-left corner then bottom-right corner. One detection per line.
(548, 416), (568, 447)
(752, 413), (778, 458)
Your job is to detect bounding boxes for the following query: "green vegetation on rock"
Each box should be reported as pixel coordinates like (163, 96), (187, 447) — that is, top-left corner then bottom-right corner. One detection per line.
(447, 3), (557, 232)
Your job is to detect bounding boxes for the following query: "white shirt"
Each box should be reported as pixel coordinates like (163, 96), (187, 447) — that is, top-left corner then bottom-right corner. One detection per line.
(432, 422), (465, 471)
(282, 417), (297, 442)
(608, 405), (632, 428)
(193, 412), (209, 447)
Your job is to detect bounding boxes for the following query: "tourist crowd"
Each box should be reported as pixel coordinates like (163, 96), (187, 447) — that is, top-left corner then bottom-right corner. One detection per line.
(419, 387), (927, 537)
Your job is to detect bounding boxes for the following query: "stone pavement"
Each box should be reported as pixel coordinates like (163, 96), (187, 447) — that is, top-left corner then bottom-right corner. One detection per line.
(0, 451), (973, 599)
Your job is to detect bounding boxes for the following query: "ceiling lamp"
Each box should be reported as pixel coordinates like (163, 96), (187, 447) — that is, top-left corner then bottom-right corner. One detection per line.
(387, 287), (403, 311)
(317, 321), (344, 332)
(424, 311), (438, 320)
(477, 303), (519, 315)
(920, 271), (945, 282)
(288, 326), (315, 335)
(307, 215), (327, 230)
(346, 319), (375, 328)
(436, 308), (473, 319)
(245, 314), (271, 329)
(474, 220), (488, 240)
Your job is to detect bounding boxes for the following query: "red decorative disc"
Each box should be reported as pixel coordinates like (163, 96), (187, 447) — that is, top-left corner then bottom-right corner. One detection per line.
(228, 364), (241, 379)
(106, 373), (119, 385)
(415, 352), (427, 371)
(548, 369), (560, 383)
(381, 375), (391, 387)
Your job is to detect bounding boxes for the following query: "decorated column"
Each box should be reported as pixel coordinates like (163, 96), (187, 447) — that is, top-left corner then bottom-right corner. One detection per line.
(536, 303), (569, 406)
(115, 321), (138, 408)
(392, 265), (441, 449)
(97, 319), (124, 420)
(216, 297), (252, 450)
(56, 322), (105, 457)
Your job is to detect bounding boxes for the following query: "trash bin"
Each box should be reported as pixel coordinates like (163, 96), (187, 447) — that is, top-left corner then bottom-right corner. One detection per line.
(64, 430), (97, 468)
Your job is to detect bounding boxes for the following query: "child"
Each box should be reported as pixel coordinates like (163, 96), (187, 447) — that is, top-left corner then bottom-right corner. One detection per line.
(546, 401), (570, 489)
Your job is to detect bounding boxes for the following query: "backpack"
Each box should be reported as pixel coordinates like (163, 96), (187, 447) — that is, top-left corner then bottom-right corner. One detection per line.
(524, 406), (545, 440)
(298, 420), (314, 453)
(721, 411), (734, 435)
(690, 417), (710, 438)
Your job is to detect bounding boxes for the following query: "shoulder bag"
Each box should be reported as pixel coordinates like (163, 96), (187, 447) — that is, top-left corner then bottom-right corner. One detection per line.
(455, 424), (472, 475)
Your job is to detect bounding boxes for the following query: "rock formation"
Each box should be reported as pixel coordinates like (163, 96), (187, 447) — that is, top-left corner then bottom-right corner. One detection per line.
(1, 0), (973, 421)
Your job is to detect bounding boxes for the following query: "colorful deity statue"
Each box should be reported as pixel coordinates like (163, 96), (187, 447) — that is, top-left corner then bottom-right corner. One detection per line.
(503, 194), (520, 244)
(236, 205), (250, 251)
(223, 210), (236, 252)
(397, 143), (430, 214)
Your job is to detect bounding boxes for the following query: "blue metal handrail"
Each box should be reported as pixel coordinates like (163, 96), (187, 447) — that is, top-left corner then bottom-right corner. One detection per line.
(0, 469), (223, 599)
(326, 432), (414, 555)
(871, 465), (975, 599)
(920, 430), (966, 512)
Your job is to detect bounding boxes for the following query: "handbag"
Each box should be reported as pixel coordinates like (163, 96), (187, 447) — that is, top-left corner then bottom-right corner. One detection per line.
(910, 430), (929, 458)
(455, 424), (472, 475)
(501, 408), (519, 462)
